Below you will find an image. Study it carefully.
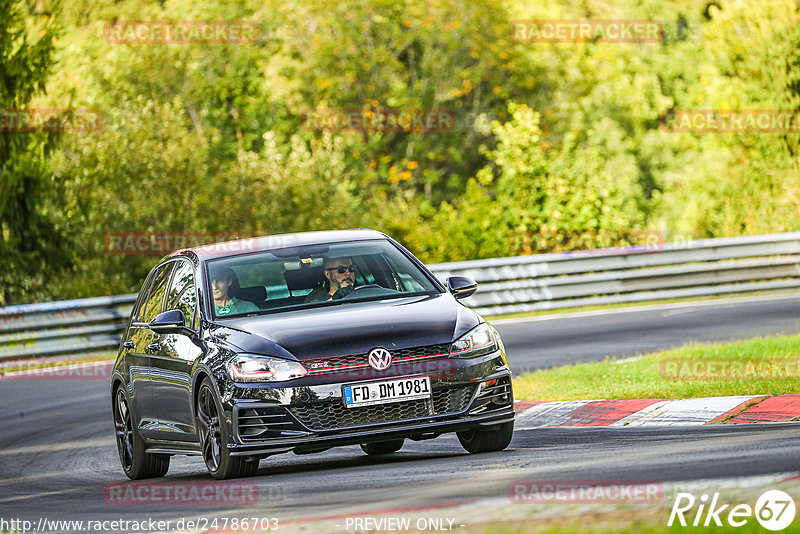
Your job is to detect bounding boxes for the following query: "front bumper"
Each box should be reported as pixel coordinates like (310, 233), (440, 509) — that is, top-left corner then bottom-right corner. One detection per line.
(222, 352), (514, 458)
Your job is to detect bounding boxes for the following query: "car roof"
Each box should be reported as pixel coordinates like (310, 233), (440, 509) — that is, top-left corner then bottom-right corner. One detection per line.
(167, 228), (389, 261)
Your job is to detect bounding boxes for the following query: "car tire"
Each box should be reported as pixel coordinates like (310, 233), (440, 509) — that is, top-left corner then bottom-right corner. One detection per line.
(196, 378), (259, 480)
(360, 439), (404, 455)
(114, 387), (170, 480)
(457, 421), (514, 454)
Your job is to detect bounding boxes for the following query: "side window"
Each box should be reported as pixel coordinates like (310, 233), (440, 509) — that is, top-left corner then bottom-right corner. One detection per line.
(131, 274), (155, 323)
(166, 261), (197, 328)
(140, 263), (174, 324)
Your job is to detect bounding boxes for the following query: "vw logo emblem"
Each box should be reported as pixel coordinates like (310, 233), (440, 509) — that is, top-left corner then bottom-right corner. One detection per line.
(368, 348), (392, 371)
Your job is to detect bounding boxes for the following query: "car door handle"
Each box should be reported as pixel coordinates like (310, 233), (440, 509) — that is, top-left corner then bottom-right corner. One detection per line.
(147, 343), (161, 352)
(123, 341), (135, 349)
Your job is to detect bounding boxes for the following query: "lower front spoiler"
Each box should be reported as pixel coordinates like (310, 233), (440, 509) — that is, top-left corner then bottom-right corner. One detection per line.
(227, 408), (515, 458)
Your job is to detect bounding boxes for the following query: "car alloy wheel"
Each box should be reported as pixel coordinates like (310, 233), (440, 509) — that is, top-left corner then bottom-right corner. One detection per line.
(113, 387), (169, 479)
(197, 381), (223, 473)
(114, 388), (135, 472)
(196, 378), (258, 479)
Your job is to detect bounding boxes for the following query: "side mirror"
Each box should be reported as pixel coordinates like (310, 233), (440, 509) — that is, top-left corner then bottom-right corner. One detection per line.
(446, 276), (478, 300)
(149, 309), (187, 334)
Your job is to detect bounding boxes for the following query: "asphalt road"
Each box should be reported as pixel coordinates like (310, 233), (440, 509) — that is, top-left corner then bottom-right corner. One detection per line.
(1, 378), (799, 532)
(494, 294), (800, 373)
(2, 295), (800, 532)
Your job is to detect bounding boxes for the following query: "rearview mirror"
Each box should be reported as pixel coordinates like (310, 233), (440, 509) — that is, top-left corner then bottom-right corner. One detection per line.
(149, 309), (187, 334)
(446, 276), (478, 300)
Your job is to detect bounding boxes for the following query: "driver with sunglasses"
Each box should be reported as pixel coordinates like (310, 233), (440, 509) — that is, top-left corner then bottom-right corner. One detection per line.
(304, 256), (357, 302)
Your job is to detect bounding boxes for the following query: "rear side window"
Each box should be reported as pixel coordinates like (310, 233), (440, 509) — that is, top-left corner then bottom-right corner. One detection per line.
(139, 263), (174, 323)
(130, 276), (153, 323)
(166, 261), (198, 328)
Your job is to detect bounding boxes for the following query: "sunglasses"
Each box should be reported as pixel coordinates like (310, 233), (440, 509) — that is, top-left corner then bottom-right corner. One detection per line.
(325, 265), (355, 274)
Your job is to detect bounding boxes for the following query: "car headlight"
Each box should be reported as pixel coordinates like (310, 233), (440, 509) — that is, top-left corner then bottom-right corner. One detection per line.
(450, 323), (500, 358)
(227, 354), (308, 382)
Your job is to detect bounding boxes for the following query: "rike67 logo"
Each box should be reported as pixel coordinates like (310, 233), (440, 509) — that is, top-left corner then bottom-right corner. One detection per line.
(669, 490), (796, 531)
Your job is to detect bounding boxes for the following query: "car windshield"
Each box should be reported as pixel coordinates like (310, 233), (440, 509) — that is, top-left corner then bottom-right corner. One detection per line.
(205, 239), (440, 318)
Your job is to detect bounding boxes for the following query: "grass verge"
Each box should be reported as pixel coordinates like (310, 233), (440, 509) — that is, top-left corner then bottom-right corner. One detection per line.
(468, 513), (797, 534)
(511, 334), (800, 401)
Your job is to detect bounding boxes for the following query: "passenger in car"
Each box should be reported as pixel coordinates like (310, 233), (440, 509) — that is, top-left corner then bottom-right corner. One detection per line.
(210, 267), (259, 316)
(304, 256), (356, 302)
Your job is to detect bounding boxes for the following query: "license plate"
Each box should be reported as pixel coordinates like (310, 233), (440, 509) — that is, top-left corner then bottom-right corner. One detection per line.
(342, 376), (431, 408)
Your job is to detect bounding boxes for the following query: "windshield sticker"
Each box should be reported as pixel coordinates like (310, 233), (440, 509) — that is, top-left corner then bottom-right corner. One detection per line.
(300, 257), (313, 264)
(218, 307), (231, 315)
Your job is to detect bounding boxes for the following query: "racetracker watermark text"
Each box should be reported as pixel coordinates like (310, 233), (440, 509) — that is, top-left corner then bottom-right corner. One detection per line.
(103, 232), (304, 255)
(510, 480), (663, 503)
(0, 108), (102, 132)
(527, 229), (665, 254)
(510, 19), (663, 43)
(103, 20), (258, 44)
(660, 357), (800, 381)
(660, 110), (800, 133)
(302, 108), (456, 132)
(104, 481), (262, 506)
(0, 361), (112, 381)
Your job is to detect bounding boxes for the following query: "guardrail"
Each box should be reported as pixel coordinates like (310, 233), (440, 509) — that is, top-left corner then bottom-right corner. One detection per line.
(3, 232), (800, 361)
(433, 232), (800, 315)
(0, 295), (136, 361)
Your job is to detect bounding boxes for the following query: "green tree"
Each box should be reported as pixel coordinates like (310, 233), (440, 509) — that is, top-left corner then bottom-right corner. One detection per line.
(655, 0), (800, 237)
(266, 0), (541, 203)
(49, 97), (214, 297)
(415, 103), (646, 261)
(0, 0), (62, 305)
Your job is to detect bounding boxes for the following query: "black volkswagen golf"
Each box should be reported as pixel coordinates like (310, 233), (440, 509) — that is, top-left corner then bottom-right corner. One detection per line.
(111, 229), (514, 479)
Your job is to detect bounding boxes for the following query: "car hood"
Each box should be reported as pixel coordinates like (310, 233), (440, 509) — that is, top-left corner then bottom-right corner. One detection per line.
(212, 293), (481, 360)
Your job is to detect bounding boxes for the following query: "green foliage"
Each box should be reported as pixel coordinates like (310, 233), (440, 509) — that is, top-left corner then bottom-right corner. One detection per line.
(265, 0), (541, 202)
(654, 0), (800, 237)
(49, 97), (215, 296)
(212, 131), (360, 235)
(4, 0), (800, 303)
(415, 103), (645, 261)
(0, 0), (62, 305)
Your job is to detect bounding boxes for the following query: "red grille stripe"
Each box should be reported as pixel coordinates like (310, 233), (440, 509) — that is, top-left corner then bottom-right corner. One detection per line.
(306, 351), (449, 374)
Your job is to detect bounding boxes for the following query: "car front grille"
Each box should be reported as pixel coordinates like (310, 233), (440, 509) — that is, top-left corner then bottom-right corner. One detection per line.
(434, 383), (476, 413)
(289, 384), (476, 431)
(304, 343), (451, 375)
